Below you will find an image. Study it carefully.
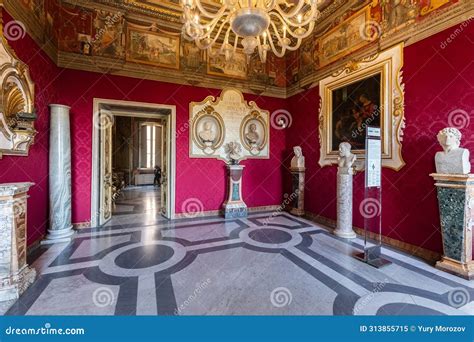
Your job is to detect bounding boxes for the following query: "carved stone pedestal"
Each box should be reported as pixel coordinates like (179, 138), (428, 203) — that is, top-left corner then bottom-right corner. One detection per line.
(335, 167), (356, 239)
(0, 183), (36, 313)
(430, 173), (474, 279)
(290, 167), (305, 216)
(223, 165), (247, 219)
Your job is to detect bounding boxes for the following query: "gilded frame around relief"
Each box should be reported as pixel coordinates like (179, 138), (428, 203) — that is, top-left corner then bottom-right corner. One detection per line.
(240, 110), (268, 156)
(191, 105), (225, 155)
(318, 43), (406, 171)
(0, 18), (36, 159)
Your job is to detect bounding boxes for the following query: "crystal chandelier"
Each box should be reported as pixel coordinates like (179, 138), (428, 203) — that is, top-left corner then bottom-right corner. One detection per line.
(181, 0), (320, 63)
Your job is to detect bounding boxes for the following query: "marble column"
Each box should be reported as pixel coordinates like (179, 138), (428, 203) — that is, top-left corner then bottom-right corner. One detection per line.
(290, 167), (305, 216)
(430, 173), (474, 279)
(223, 165), (248, 219)
(334, 166), (356, 239)
(0, 183), (36, 314)
(43, 104), (74, 244)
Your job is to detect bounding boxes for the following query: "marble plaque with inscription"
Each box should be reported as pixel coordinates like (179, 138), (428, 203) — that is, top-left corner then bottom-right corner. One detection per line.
(190, 88), (270, 161)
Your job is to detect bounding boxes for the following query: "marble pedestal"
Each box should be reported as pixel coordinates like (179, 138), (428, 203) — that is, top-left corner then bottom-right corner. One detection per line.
(430, 173), (474, 279)
(223, 165), (247, 219)
(335, 168), (356, 239)
(43, 104), (74, 244)
(290, 167), (305, 216)
(0, 183), (36, 313)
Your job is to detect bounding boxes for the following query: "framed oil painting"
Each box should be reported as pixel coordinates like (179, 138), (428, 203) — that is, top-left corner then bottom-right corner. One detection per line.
(207, 48), (247, 79)
(319, 6), (371, 67)
(331, 73), (381, 151)
(318, 44), (406, 171)
(127, 28), (180, 69)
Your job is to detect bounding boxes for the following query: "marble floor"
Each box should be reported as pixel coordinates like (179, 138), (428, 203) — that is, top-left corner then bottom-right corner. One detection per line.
(7, 187), (474, 316)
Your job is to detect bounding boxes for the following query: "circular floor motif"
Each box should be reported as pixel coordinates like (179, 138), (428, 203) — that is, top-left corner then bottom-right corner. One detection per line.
(98, 240), (187, 277)
(115, 245), (174, 269)
(239, 226), (303, 250)
(249, 228), (292, 244)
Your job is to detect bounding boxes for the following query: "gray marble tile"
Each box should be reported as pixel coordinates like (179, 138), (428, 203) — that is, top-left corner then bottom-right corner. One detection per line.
(27, 275), (119, 315)
(8, 187), (473, 316)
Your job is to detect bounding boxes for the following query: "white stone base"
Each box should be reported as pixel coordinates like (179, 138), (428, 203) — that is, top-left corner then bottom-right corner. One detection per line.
(334, 228), (357, 239)
(41, 226), (75, 244)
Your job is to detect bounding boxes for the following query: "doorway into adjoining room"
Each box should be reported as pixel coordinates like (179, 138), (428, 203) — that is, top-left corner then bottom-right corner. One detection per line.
(91, 99), (176, 227)
(111, 117), (164, 220)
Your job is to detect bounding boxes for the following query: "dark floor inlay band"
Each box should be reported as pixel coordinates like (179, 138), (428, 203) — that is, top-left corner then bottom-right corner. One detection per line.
(115, 245), (175, 269)
(249, 228), (293, 244)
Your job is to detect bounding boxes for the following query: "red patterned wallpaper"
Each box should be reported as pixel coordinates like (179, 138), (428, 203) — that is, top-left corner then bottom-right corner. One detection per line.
(0, 10), (60, 245)
(55, 71), (288, 223)
(286, 21), (474, 254)
(2, 5), (472, 256)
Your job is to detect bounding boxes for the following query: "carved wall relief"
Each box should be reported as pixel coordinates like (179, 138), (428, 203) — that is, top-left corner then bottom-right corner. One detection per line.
(189, 88), (269, 161)
(192, 105), (225, 155)
(240, 110), (268, 156)
(0, 21), (36, 159)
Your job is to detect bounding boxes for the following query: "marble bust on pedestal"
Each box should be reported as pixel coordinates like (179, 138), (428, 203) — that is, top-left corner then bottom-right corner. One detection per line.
(290, 146), (305, 216)
(338, 142), (356, 175)
(335, 142), (357, 239)
(435, 127), (471, 174)
(291, 146), (305, 169)
(224, 141), (242, 165)
(431, 127), (474, 279)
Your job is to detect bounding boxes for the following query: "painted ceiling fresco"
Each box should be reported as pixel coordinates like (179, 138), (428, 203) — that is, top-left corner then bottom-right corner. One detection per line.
(17, 0), (459, 90)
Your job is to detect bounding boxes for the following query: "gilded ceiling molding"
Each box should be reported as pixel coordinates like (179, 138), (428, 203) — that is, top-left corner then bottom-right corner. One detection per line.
(3, 0), (473, 100)
(288, 0), (474, 98)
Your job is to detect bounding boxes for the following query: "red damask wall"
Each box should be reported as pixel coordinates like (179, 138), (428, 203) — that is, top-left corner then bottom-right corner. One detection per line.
(0, 11), (59, 245)
(55, 71), (288, 224)
(286, 22), (474, 254)
(1, 5), (472, 257)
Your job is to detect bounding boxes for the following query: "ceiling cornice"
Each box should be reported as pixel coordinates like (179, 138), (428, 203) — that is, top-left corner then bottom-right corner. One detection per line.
(3, 0), (472, 99)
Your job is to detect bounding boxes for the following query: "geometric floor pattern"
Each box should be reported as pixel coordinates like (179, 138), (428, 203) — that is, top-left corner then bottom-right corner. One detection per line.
(6, 189), (474, 316)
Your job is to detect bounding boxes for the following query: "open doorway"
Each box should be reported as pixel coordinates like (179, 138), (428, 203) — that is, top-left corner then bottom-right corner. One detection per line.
(91, 99), (176, 227)
(111, 117), (164, 219)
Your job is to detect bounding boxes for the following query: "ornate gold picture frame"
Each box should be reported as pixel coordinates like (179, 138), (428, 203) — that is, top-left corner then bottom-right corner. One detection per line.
(318, 43), (406, 171)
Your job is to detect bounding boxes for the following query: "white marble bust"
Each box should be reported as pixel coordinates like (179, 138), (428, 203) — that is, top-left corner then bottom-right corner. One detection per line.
(291, 146), (305, 169)
(435, 127), (471, 174)
(338, 142), (356, 174)
(245, 123), (259, 145)
(198, 121), (216, 146)
(224, 141), (242, 164)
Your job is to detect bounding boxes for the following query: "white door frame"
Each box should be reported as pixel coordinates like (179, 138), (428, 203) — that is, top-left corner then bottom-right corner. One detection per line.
(91, 98), (176, 227)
